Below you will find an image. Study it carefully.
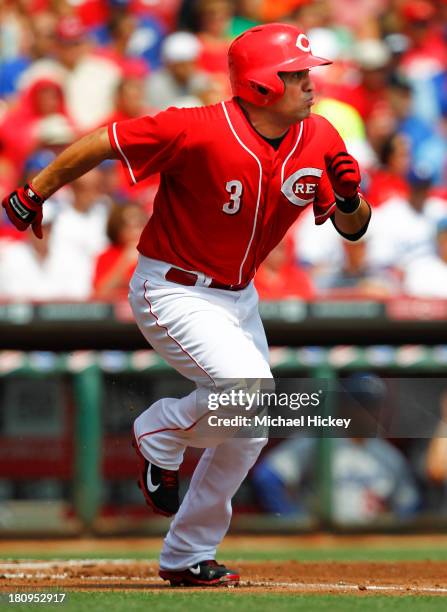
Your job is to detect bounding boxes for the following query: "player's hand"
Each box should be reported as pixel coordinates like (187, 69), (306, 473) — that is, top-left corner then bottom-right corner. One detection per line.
(326, 151), (361, 213)
(1, 184), (45, 239)
(327, 151), (360, 198)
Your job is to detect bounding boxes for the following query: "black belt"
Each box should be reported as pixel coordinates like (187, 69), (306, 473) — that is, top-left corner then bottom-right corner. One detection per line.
(165, 267), (249, 291)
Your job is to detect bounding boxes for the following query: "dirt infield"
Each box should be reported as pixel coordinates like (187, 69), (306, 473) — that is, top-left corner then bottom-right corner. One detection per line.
(1, 559), (447, 595)
(1, 536), (447, 596)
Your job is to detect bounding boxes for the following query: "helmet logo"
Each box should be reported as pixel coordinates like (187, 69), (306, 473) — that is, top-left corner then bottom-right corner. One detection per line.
(296, 34), (311, 53)
(281, 167), (322, 206)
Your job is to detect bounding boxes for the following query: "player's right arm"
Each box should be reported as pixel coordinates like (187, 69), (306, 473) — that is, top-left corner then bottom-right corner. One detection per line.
(33, 127), (118, 198)
(1, 127), (118, 238)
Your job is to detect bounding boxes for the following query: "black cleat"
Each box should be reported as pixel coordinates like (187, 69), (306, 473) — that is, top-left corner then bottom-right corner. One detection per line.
(159, 560), (240, 587)
(132, 437), (179, 517)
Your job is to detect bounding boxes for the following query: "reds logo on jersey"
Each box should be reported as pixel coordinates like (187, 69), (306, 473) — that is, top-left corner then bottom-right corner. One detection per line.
(281, 167), (323, 207)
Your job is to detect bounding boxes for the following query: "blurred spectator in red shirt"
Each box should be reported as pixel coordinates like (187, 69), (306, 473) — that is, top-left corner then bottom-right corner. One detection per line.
(195, 0), (233, 76)
(255, 236), (315, 300)
(366, 132), (411, 207)
(19, 15), (122, 131)
(399, 0), (447, 80)
(74, 0), (109, 30)
(93, 202), (148, 300)
(0, 77), (71, 193)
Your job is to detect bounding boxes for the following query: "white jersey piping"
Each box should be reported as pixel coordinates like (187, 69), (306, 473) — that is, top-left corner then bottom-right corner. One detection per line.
(280, 122), (303, 184)
(112, 122), (137, 185)
(221, 101), (263, 285)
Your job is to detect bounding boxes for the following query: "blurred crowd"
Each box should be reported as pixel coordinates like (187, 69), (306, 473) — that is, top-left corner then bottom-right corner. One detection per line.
(1, 0), (447, 302)
(252, 374), (447, 522)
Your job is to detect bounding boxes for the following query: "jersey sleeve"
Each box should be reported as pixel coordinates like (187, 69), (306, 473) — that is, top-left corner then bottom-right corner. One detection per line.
(312, 115), (349, 225)
(108, 108), (187, 185)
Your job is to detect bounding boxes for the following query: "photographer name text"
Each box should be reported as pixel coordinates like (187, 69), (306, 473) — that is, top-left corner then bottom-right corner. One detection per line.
(208, 414), (351, 429)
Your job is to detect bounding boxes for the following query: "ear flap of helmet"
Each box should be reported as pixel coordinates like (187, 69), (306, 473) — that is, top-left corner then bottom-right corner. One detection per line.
(238, 70), (286, 106)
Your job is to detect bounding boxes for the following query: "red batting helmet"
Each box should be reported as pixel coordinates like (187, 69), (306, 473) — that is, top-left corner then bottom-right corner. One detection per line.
(228, 23), (332, 106)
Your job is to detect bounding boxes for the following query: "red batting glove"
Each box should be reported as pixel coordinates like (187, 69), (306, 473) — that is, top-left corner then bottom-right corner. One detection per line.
(1, 183), (45, 239)
(327, 151), (361, 213)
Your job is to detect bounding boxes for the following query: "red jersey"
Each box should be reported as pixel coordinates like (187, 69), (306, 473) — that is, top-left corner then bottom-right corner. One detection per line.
(108, 99), (344, 286)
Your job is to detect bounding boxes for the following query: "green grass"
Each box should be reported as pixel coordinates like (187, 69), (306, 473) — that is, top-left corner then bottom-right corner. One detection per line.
(1, 544), (446, 610)
(1, 548), (447, 562)
(1, 592), (446, 612)
(223, 548), (447, 562)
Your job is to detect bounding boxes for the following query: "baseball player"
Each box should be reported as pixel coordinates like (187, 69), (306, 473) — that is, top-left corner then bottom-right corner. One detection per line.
(2, 24), (371, 586)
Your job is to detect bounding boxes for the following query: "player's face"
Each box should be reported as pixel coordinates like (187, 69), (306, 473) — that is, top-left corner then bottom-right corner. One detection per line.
(270, 70), (315, 122)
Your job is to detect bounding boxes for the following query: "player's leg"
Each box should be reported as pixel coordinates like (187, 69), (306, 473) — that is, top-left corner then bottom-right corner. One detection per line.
(129, 259), (272, 581)
(130, 263), (272, 470)
(159, 436), (267, 570)
(159, 285), (271, 570)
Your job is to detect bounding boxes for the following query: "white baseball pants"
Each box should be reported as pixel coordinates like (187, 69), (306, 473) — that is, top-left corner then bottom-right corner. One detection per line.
(129, 256), (271, 570)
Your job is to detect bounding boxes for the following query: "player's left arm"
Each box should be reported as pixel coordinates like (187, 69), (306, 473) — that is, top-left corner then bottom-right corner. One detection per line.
(326, 150), (371, 242)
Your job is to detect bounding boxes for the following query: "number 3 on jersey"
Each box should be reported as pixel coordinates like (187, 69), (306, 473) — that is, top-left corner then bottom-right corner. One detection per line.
(223, 180), (243, 215)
